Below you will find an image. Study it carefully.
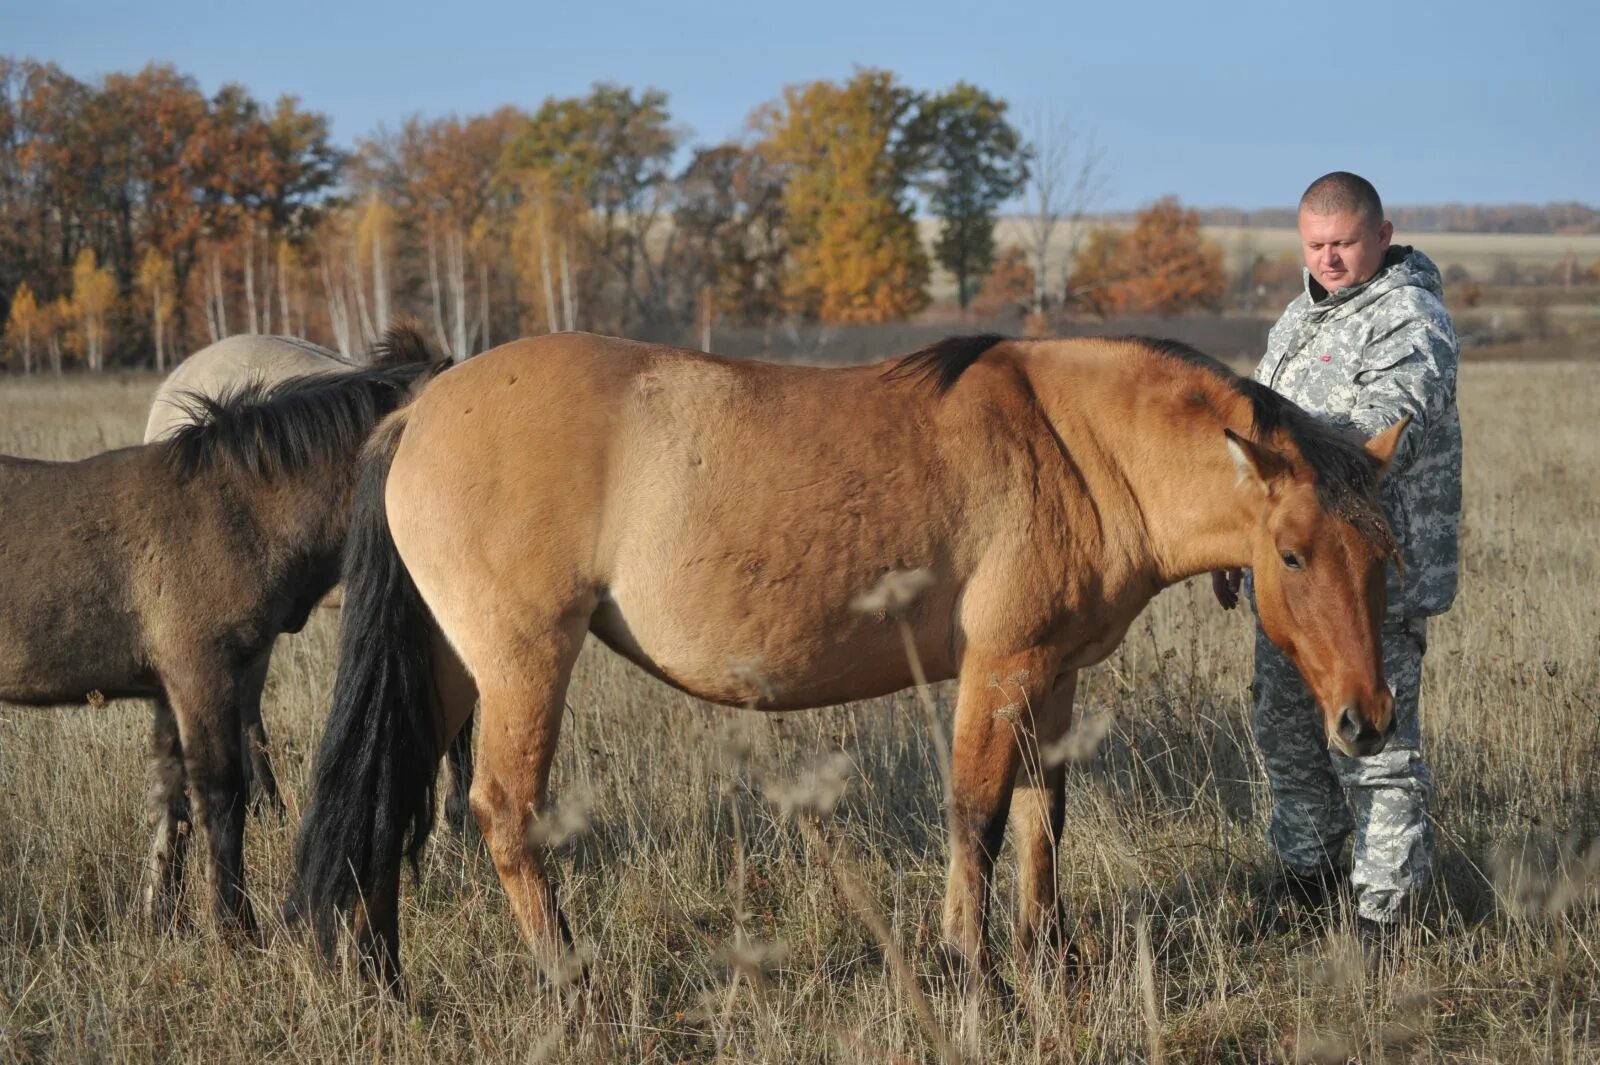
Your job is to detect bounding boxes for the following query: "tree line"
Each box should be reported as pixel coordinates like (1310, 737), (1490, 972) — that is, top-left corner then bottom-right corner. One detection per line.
(1, 57), (1228, 373)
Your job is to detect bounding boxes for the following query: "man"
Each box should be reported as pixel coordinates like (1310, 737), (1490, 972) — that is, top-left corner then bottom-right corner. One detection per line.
(1214, 171), (1462, 947)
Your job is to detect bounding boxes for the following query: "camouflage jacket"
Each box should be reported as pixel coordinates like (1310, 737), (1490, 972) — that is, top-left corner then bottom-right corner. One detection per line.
(1254, 246), (1462, 617)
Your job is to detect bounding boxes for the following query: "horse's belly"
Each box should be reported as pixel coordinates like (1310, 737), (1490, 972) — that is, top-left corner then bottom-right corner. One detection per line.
(589, 591), (924, 710)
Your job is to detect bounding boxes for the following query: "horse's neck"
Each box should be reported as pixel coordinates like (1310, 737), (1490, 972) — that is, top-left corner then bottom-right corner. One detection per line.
(1030, 352), (1256, 589)
(1113, 380), (1257, 585)
(234, 460), (352, 576)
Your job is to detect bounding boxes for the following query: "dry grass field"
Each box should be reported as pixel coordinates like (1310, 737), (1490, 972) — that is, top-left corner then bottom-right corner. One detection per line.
(1, 359), (1597, 1063)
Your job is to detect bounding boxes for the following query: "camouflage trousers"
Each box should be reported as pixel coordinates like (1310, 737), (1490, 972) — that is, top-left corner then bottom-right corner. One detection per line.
(1251, 617), (1432, 923)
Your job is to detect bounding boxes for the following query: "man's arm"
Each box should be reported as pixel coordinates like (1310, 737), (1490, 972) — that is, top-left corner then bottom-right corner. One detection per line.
(1343, 291), (1459, 476)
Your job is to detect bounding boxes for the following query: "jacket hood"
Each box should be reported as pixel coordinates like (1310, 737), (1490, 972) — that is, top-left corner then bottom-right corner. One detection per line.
(1303, 246), (1444, 321)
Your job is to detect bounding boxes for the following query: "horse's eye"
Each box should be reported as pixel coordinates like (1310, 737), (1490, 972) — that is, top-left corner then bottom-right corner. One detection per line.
(1281, 552), (1303, 571)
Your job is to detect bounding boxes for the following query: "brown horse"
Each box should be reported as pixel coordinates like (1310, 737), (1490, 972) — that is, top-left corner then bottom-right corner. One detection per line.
(142, 331), (477, 831)
(0, 335), (437, 940)
(292, 332), (1407, 985)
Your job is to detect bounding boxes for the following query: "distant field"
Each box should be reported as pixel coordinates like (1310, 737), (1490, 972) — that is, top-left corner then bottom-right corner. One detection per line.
(1, 363), (1597, 1062)
(916, 218), (1600, 303)
(1197, 225), (1600, 280)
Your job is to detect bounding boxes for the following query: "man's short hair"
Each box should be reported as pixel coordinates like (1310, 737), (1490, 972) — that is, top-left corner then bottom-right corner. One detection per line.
(1299, 172), (1384, 226)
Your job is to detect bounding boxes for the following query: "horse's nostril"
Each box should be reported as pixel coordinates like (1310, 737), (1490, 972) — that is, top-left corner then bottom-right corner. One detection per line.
(1337, 706), (1362, 744)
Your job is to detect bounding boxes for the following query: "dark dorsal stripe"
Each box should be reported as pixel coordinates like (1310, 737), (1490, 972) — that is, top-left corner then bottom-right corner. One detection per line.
(883, 334), (1009, 395)
(163, 362), (436, 481)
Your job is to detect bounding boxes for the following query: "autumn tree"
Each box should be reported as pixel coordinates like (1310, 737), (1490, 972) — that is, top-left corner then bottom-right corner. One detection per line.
(248, 94), (341, 334)
(72, 63), (221, 348)
(504, 84), (680, 331)
(70, 248), (115, 369)
(43, 295), (70, 373)
(136, 249), (176, 370)
(3, 282), (39, 373)
(509, 167), (587, 334)
(757, 69), (928, 323)
(672, 143), (788, 329)
(357, 109), (519, 358)
(971, 245), (1035, 319)
(1, 59), (338, 362)
(2, 60), (101, 312)
(1069, 197), (1224, 316)
(912, 83), (1028, 309)
(1019, 109), (1105, 316)
(354, 193), (396, 340)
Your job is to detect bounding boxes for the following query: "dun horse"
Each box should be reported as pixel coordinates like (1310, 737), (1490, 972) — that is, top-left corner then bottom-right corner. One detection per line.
(143, 331), (475, 827)
(0, 333), (437, 939)
(292, 333), (1407, 984)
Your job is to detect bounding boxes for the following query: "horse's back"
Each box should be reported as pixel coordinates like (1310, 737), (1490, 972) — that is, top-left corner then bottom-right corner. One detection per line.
(144, 335), (348, 442)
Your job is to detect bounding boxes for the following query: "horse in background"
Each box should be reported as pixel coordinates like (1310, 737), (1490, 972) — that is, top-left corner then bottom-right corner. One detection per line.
(143, 331), (475, 828)
(0, 330), (437, 940)
(144, 334), (413, 444)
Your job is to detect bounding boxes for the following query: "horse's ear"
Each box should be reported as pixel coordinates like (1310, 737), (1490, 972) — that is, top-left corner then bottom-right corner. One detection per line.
(1363, 415), (1411, 476)
(1224, 429), (1289, 493)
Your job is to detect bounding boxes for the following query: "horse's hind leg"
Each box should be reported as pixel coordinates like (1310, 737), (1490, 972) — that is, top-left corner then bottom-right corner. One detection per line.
(941, 646), (1061, 987)
(167, 664), (258, 943)
(237, 650), (284, 819)
(141, 696), (192, 932)
(1009, 669), (1078, 967)
(467, 612), (587, 974)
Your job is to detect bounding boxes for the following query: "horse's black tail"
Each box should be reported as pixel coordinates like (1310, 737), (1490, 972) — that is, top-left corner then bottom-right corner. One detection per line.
(288, 410), (439, 985)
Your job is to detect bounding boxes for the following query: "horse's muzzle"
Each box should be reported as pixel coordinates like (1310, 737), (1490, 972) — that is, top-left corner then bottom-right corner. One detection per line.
(1331, 702), (1393, 758)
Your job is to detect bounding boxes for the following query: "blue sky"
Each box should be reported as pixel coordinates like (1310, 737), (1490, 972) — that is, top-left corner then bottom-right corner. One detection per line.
(9, 0), (1597, 211)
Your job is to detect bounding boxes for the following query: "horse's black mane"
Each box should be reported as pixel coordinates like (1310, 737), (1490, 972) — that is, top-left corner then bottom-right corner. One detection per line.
(164, 330), (442, 481)
(887, 333), (1395, 555)
(369, 321), (438, 368)
(882, 333), (1008, 394)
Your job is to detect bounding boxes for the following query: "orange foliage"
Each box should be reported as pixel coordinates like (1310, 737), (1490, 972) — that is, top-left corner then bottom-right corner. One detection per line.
(1070, 197), (1224, 316)
(972, 246), (1035, 318)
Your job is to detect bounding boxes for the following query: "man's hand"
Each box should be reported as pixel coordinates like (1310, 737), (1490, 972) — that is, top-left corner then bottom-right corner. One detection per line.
(1211, 568), (1243, 610)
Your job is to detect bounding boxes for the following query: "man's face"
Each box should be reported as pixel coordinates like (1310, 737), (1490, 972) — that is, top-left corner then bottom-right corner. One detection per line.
(1298, 209), (1394, 292)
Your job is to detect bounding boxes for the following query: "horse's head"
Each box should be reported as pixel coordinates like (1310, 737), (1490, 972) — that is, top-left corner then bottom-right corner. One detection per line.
(1226, 416), (1408, 758)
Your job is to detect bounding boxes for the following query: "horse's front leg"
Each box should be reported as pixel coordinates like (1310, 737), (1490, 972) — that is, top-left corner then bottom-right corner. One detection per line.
(941, 646), (1062, 989)
(1009, 669), (1078, 967)
(167, 663), (257, 943)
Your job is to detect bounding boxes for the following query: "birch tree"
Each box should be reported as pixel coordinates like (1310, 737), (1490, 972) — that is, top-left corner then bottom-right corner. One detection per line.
(1019, 109), (1106, 317)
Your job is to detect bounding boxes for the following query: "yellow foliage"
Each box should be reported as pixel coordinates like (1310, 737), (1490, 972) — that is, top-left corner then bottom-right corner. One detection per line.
(4, 283), (41, 370)
(136, 250), (176, 318)
(71, 249), (116, 318)
(354, 194), (396, 267)
(508, 169), (590, 333)
(70, 249), (116, 368)
(757, 70), (928, 323)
